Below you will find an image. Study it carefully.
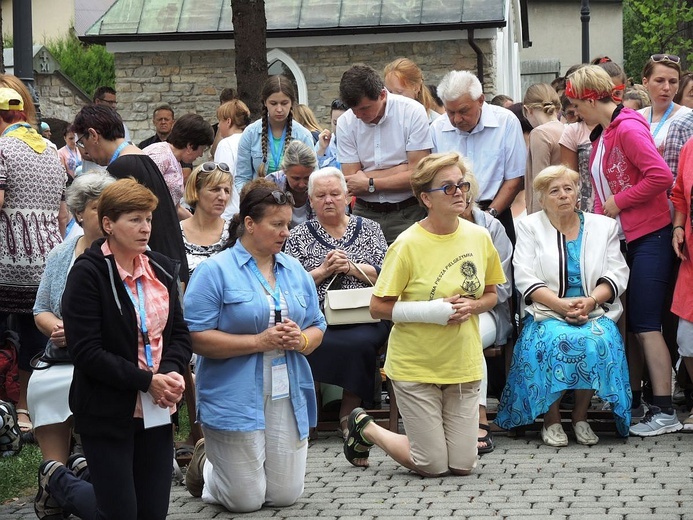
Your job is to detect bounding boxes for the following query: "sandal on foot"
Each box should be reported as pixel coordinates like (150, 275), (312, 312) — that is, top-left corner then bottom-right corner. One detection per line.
(15, 408), (32, 433)
(343, 407), (374, 467)
(541, 423), (568, 447)
(477, 423), (495, 454)
(573, 421), (599, 445)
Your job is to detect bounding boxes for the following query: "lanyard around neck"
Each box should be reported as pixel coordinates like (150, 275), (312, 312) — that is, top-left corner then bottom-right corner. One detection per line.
(122, 278), (154, 368)
(109, 141), (130, 165)
(2, 122), (32, 136)
(649, 102), (674, 139)
(248, 258), (282, 324)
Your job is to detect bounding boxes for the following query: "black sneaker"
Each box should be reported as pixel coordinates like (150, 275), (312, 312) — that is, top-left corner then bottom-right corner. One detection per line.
(66, 453), (88, 480)
(0, 400), (22, 457)
(34, 460), (64, 519)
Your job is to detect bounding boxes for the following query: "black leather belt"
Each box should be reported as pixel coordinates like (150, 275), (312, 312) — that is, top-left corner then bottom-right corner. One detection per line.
(355, 197), (419, 214)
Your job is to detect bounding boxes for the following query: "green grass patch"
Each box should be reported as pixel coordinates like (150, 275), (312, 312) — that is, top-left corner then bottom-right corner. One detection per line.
(0, 402), (191, 504)
(0, 443), (41, 503)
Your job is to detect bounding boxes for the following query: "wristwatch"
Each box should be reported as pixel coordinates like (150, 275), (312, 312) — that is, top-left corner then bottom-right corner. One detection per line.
(368, 178), (376, 193)
(488, 207), (499, 218)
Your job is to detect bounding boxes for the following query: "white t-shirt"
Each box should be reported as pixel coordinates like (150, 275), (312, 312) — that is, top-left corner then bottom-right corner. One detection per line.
(215, 133), (243, 219)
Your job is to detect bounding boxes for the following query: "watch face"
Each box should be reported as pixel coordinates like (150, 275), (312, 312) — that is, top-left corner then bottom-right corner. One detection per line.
(368, 186), (375, 193)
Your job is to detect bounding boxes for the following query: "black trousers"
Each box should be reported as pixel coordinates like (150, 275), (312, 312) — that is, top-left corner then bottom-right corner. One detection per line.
(50, 419), (172, 520)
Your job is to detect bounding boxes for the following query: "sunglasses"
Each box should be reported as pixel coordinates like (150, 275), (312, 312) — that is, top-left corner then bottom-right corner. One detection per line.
(650, 54), (680, 64)
(425, 181), (471, 196)
(258, 190), (295, 207)
(200, 161), (231, 173)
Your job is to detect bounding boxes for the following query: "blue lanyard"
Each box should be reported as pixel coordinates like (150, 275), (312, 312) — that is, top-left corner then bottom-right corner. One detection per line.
(109, 141), (130, 165)
(649, 102), (674, 140)
(123, 278), (154, 369)
(248, 259), (282, 324)
(269, 126), (287, 173)
(1, 122), (32, 136)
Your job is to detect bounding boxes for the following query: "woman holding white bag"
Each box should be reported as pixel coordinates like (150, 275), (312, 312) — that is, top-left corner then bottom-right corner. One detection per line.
(284, 167), (389, 439)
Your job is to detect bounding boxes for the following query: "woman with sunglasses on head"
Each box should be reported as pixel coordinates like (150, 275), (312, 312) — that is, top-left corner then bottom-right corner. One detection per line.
(72, 104), (190, 283)
(143, 113), (214, 221)
(566, 65), (681, 437)
(180, 162), (233, 277)
(183, 179), (326, 512)
(266, 140), (317, 228)
(235, 76), (314, 194)
(342, 152), (504, 476)
(639, 54), (691, 154)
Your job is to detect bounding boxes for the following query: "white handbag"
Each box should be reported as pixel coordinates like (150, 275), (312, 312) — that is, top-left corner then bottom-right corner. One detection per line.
(323, 263), (380, 326)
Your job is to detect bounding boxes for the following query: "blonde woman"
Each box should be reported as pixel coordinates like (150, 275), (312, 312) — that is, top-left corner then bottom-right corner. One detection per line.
(384, 57), (440, 122)
(523, 83), (564, 214)
(344, 152), (504, 476)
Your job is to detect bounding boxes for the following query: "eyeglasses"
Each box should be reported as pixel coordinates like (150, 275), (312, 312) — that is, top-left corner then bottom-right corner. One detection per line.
(75, 134), (86, 149)
(425, 181), (471, 196)
(200, 162), (231, 173)
(650, 54), (680, 64)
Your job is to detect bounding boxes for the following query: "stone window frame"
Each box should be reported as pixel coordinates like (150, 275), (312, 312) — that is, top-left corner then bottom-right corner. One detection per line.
(267, 48), (308, 105)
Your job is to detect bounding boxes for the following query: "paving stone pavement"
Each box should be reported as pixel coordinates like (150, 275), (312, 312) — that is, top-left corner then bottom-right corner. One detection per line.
(3, 429), (693, 519)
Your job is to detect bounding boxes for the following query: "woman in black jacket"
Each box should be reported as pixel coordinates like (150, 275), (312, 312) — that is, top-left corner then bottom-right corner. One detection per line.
(33, 178), (192, 520)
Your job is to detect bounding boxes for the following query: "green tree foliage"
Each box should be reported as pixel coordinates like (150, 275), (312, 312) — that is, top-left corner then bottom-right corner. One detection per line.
(623, 0), (693, 81)
(46, 33), (114, 96)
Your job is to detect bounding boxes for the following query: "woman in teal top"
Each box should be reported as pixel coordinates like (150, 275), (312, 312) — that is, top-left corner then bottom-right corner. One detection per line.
(496, 166), (631, 446)
(235, 76), (314, 194)
(183, 179), (326, 513)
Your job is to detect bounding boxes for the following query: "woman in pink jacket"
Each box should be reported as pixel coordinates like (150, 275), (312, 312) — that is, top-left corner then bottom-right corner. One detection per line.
(671, 139), (693, 431)
(567, 65), (681, 437)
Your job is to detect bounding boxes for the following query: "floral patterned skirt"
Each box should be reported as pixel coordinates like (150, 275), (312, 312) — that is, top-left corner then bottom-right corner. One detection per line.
(495, 315), (631, 436)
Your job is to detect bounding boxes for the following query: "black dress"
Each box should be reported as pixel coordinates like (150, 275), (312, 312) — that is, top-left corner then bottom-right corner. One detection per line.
(285, 216), (390, 402)
(107, 154), (189, 283)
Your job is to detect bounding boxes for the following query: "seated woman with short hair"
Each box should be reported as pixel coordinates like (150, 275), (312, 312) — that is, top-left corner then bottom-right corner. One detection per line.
(284, 167), (390, 438)
(495, 165), (631, 446)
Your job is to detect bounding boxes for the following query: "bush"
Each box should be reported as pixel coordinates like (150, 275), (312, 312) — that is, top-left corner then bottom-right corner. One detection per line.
(45, 33), (114, 97)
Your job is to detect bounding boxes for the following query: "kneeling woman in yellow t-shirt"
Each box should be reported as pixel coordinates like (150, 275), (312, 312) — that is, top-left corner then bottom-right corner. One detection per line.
(343, 152), (505, 476)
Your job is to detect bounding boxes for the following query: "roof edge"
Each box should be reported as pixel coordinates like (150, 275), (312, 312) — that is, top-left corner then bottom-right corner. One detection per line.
(79, 20), (506, 44)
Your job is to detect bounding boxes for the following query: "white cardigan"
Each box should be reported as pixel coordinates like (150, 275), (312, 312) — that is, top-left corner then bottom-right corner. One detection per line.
(513, 211), (629, 322)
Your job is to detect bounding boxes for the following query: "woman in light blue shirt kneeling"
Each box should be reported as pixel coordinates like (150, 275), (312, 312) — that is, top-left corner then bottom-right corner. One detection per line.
(183, 178), (326, 513)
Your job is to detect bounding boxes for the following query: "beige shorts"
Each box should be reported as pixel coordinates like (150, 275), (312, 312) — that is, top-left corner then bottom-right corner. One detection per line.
(391, 379), (480, 476)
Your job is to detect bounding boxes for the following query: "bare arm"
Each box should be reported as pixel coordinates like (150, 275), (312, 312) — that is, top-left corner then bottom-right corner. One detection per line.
(370, 295), (398, 320)
(489, 177), (523, 214)
(34, 312), (63, 340)
(560, 144), (578, 172)
(343, 149), (430, 195)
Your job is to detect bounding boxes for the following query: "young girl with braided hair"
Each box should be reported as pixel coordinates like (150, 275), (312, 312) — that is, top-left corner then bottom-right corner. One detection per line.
(235, 75), (314, 195)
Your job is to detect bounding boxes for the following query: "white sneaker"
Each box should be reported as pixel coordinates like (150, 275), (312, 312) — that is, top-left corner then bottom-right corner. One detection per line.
(629, 407), (683, 437)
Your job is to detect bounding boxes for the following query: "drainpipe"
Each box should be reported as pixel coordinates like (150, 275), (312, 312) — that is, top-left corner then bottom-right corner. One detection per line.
(468, 28), (484, 89)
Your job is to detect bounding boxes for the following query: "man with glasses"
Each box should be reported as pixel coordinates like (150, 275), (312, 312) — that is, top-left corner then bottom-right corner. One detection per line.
(337, 64), (432, 244)
(138, 104), (175, 149)
(431, 70), (525, 244)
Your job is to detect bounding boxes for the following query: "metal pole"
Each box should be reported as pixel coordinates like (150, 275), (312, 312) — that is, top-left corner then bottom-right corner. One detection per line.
(12, 0), (40, 120)
(581, 0), (590, 63)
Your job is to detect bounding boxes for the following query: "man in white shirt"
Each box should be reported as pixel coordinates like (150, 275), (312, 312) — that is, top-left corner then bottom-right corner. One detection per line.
(431, 71), (525, 243)
(337, 64), (432, 243)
